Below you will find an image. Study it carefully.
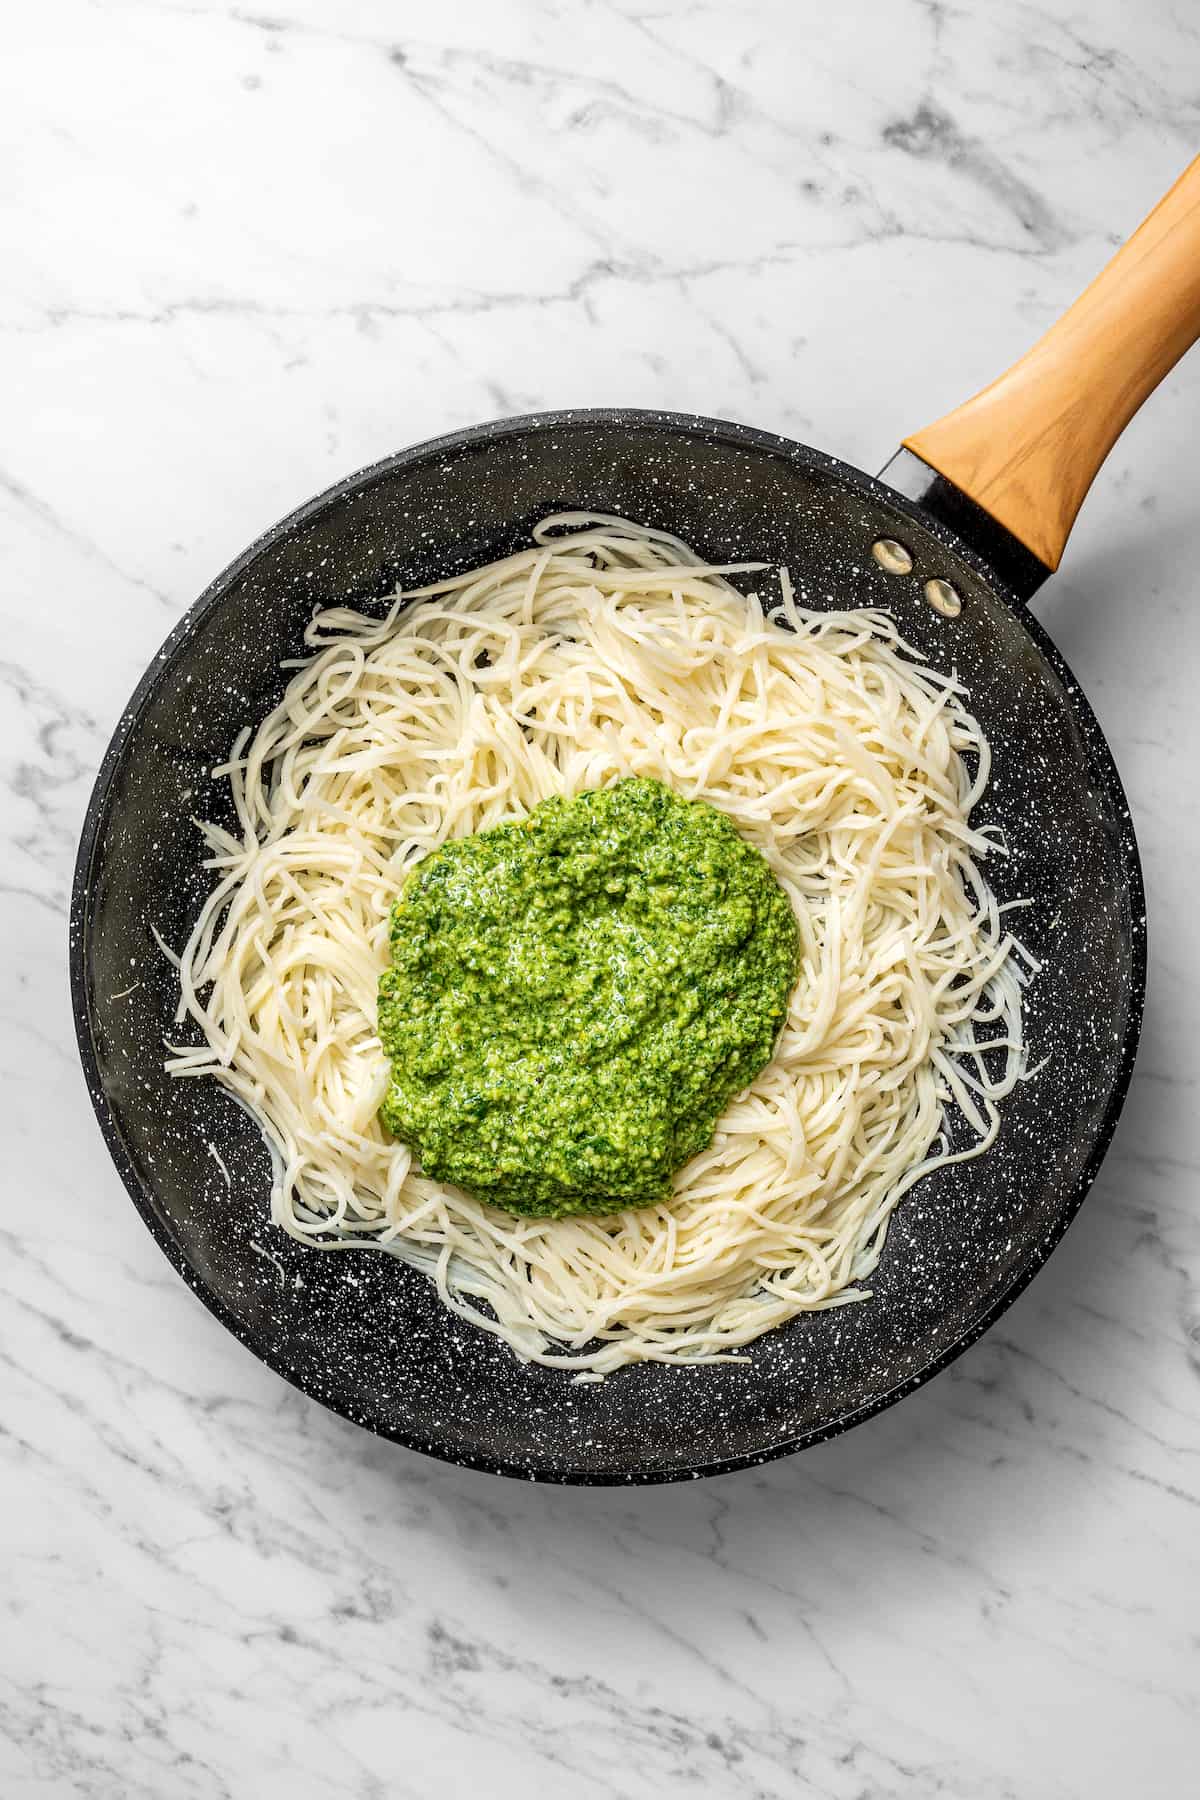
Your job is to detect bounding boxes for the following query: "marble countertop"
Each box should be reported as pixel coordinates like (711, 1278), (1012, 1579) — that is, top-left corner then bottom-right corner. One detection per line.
(5, 1), (1200, 1794)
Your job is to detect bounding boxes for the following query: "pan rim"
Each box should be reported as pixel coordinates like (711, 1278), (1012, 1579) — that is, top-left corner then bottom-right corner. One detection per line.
(68, 406), (1148, 1485)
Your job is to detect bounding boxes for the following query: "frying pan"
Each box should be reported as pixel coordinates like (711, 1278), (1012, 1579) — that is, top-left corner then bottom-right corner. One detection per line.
(71, 159), (1200, 1483)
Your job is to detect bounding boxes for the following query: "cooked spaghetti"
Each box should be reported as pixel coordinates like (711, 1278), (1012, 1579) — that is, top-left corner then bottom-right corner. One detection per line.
(164, 514), (1036, 1375)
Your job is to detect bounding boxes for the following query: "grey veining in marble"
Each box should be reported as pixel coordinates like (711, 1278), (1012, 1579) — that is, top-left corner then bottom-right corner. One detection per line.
(3, 1), (1199, 1794)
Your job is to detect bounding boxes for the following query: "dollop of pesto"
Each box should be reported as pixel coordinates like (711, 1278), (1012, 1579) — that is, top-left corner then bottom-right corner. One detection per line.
(377, 777), (799, 1218)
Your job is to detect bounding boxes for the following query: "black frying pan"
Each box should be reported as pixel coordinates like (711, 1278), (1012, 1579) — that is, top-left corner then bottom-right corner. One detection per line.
(70, 160), (1200, 1483)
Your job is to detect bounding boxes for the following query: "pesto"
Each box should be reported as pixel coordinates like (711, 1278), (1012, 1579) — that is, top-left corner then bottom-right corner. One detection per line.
(377, 777), (799, 1218)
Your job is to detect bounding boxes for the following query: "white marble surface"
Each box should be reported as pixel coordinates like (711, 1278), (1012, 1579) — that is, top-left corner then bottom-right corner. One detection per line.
(4, 1), (1200, 1793)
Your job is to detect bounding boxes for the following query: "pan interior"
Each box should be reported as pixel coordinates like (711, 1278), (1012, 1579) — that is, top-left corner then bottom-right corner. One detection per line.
(73, 414), (1142, 1481)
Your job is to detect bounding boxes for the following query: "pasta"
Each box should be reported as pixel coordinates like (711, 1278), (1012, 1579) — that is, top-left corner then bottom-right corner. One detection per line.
(164, 514), (1036, 1375)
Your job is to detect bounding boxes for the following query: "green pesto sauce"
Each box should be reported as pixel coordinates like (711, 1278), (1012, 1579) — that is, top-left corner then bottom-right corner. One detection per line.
(377, 777), (800, 1219)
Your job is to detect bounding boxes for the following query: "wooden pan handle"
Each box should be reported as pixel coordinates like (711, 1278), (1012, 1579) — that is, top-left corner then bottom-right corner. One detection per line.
(902, 155), (1200, 572)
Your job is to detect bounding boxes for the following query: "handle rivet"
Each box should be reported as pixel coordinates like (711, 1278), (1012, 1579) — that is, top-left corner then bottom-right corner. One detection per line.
(871, 537), (913, 575)
(924, 577), (962, 617)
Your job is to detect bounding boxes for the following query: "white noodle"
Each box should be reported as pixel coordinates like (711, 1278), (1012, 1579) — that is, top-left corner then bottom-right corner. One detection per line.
(165, 514), (1035, 1375)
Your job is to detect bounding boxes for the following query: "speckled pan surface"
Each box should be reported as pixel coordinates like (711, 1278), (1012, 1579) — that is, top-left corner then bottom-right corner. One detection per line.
(69, 410), (1146, 1484)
